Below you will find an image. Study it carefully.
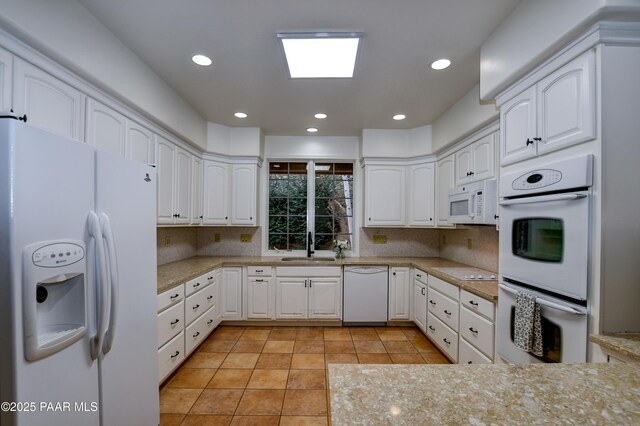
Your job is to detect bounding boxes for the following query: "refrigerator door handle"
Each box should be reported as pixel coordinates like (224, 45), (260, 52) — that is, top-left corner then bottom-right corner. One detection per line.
(100, 213), (119, 355)
(88, 211), (109, 361)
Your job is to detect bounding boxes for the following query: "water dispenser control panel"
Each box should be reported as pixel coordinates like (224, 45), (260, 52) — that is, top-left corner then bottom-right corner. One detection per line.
(31, 242), (84, 268)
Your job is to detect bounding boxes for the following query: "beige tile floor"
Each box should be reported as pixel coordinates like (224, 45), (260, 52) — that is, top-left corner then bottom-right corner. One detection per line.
(159, 325), (450, 426)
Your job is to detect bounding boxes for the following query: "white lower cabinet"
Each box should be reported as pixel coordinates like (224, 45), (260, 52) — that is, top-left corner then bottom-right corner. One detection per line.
(158, 331), (185, 384)
(389, 267), (411, 320)
(247, 267), (275, 319)
(427, 313), (458, 362)
(459, 289), (496, 362)
(157, 301), (184, 348)
(459, 337), (492, 365)
(427, 276), (460, 362)
(185, 307), (216, 355)
(157, 284), (186, 383)
(412, 269), (428, 333)
(222, 267), (243, 319)
(275, 267), (342, 319)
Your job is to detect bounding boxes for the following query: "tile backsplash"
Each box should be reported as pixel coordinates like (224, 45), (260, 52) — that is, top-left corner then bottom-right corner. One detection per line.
(197, 227), (262, 257)
(359, 228), (439, 257)
(439, 226), (499, 272)
(156, 227), (198, 265)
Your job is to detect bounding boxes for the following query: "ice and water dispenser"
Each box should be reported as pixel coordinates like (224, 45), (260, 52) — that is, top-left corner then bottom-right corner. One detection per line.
(22, 240), (87, 361)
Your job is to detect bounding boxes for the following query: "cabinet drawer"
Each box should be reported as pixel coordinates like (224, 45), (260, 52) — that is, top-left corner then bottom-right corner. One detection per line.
(158, 285), (184, 313)
(248, 266), (272, 276)
(158, 331), (184, 384)
(185, 284), (216, 324)
(461, 289), (495, 321)
(185, 306), (216, 355)
(428, 287), (459, 331)
(459, 306), (494, 359)
(459, 337), (492, 365)
(414, 269), (428, 285)
(158, 301), (184, 348)
(428, 275), (459, 300)
(185, 272), (214, 297)
(426, 313), (458, 362)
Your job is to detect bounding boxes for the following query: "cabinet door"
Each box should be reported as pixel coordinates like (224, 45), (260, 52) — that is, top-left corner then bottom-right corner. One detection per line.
(388, 267), (411, 320)
(126, 120), (155, 164)
(454, 146), (473, 186)
(85, 98), (126, 157)
(231, 164), (257, 225)
(276, 278), (308, 319)
(174, 147), (191, 224)
(435, 154), (455, 228)
(14, 58), (84, 140)
(413, 280), (427, 333)
(221, 267), (243, 319)
(407, 163), (435, 227)
(191, 157), (203, 225)
(365, 165), (406, 226)
(247, 277), (273, 319)
(308, 277), (341, 319)
(213, 270), (223, 327)
(0, 46), (12, 112)
(203, 160), (229, 225)
(471, 133), (495, 181)
(156, 136), (176, 224)
(537, 50), (596, 155)
(500, 86), (536, 166)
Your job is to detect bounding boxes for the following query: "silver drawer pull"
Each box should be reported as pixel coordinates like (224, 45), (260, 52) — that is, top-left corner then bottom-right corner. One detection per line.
(443, 338), (451, 345)
(469, 300), (478, 306)
(207, 319), (214, 325)
(170, 319), (180, 325)
(469, 327), (478, 334)
(170, 293), (180, 299)
(444, 309), (451, 316)
(193, 332), (200, 338)
(193, 304), (200, 310)
(170, 351), (180, 359)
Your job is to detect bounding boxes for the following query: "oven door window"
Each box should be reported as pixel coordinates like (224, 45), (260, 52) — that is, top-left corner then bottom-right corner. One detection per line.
(510, 306), (562, 363)
(512, 218), (563, 262)
(450, 199), (468, 217)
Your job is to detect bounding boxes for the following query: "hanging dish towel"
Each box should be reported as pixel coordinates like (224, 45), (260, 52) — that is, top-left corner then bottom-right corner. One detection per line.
(513, 291), (543, 357)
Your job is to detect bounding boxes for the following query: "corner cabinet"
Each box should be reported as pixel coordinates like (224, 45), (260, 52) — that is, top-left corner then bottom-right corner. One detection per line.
(156, 136), (191, 225)
(203, 160), (258, 226)
(407, 163), (435, 227)
(364, 165), (406, 227)
(435, 154), (455, 227)
(388, 267), (411, 320)
(500, 49), (596, 166)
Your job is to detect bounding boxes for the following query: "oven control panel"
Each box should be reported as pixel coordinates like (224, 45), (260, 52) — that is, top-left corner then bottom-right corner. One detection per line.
(512, 169), (562, 190)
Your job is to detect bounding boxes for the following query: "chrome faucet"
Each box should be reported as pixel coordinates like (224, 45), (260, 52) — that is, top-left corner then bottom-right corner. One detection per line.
(307, 232), (314, 258)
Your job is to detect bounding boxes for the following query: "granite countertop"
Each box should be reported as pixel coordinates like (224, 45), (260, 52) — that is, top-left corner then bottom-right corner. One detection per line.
(157, 256), (498, 301)
(590, 333), (640, 362)
(328, 363), (640, 425)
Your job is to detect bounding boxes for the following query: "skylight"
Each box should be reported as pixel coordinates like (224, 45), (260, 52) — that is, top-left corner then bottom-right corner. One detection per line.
(278, 32), (362, 78)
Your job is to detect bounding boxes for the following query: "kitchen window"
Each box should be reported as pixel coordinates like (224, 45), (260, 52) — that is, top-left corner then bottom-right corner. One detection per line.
(268, 161), (354, 253)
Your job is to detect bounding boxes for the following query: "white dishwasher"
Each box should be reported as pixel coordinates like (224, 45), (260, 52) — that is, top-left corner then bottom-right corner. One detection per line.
(343, 266), (388, 326)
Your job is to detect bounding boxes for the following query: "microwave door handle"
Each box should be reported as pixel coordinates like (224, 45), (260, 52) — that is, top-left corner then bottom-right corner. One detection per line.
(498, 284), (586, 315)
(469, 192), (476, 218)
(499, 193), (587, 206)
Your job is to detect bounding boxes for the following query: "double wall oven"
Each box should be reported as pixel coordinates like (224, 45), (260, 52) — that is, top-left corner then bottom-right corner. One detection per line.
(497, 155), (593, 364)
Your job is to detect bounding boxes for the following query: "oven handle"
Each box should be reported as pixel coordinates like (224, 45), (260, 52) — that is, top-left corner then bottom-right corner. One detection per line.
(499, 193), (586, 206)
(498, 284), (586, 315)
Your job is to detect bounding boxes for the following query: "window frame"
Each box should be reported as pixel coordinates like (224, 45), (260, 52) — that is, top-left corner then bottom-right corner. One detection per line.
(264, 159), (356, 257)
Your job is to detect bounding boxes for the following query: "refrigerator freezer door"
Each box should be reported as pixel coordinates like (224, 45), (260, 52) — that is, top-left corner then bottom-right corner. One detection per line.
(95, 151), (159, 426)
(0, 120), (100, 426)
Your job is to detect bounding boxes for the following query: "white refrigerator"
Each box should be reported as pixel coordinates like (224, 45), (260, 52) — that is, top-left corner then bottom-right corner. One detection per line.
(0, 119), (159, 426)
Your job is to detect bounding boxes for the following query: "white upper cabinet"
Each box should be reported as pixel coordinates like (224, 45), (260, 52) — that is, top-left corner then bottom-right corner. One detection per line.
(126, 120), (155, 164)
(365, 165), (406, 227)
(203, 160), (259, 226)
(0, 46), (13, 113)
(86, 98), (126, 157)
(156, 135), (191, 224)
(407, 162), (435, 227)
(500, 50), (595, 165)
(435, 154), (455, 227)
(455, 133), (496, 186)
(231, 164), (257, 225)
(13, 58), (84, 141)
(191, 157), (203, 225)
(203, 160), (229, 225)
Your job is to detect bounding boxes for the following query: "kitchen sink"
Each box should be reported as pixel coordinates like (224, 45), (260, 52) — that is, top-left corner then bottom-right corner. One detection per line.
(281, 257), (335, 262)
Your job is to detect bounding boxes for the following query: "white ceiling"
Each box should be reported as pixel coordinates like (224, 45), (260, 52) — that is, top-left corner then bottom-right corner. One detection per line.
(76, 0), (520, 136)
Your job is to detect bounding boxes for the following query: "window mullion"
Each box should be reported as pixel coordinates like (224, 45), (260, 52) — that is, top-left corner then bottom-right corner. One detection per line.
(307, 160), (315, 250)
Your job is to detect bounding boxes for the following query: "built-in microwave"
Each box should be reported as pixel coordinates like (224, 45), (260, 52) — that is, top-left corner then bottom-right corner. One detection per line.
(448, 179), (497, 225)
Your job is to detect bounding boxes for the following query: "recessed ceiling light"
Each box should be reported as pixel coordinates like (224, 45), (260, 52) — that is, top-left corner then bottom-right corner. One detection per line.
(278, 32), (362, 78)
(234, 112), (248, 119)
(314, 113), (327, 119)
(306, 127), (319, 133)
(393, 114), (406, 121)
(430, 58), (451, 70)
(192, 54), (212, 66)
